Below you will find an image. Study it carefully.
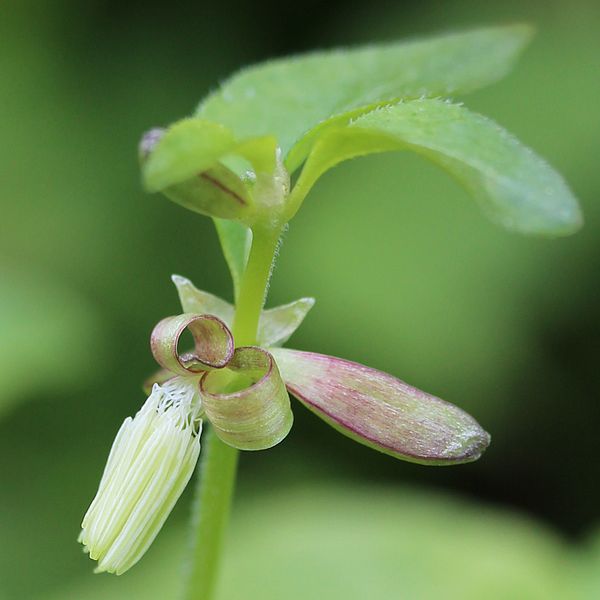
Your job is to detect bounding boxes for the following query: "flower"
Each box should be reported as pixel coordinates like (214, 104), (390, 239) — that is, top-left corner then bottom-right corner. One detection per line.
(80, 275), (490, 574)
(167, 275), (490, 464)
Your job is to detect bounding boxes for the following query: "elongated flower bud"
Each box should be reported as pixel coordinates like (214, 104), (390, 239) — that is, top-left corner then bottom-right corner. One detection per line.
(80, 377), (202, 574)
(201, 347), (293, 450)
(271, 348), (490, 465)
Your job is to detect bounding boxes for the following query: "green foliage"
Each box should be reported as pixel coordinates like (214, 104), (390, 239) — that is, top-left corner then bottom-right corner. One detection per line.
(289, 99), (582, 235)
(197, 25), (533, 167)
(217, 486), (577, 600)
(40, 485), (598, 600)
(0, 267), (106, 417)
(143, 24), (581, 295)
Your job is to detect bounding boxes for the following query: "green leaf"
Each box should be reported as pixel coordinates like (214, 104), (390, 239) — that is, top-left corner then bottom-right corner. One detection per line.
(213, 218), (251, 300)
(287, 99), (582, 236)
(197, 25), (533, 169)
(142, 119), (237, 192)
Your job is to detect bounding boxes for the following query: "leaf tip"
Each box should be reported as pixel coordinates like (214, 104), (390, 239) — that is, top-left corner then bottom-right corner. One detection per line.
(518, 190), (584, 238)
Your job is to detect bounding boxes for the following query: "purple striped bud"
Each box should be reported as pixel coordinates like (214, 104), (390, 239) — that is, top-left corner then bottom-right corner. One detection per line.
(271, 348), (490, 465)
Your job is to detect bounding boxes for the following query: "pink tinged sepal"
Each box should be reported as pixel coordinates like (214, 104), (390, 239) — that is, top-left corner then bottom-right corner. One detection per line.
(159, 164), (252, 221)
(171, 274), (314, 347)
(201, 347), (293, 451)
(150, 314), (234, 376)
(270, 348), (490, 465)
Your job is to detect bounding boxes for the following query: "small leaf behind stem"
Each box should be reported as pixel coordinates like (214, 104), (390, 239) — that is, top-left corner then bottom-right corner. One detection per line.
(213, 219), (251, 301)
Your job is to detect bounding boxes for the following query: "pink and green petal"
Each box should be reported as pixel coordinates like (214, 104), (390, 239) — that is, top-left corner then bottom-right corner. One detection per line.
(201, 347), (293, 451)
(150, 314), (234, 376)
(271, 348), (490, 465)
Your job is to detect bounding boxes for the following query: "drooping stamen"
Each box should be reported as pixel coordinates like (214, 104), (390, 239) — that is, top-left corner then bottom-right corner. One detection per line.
(79, 377), (203, 575)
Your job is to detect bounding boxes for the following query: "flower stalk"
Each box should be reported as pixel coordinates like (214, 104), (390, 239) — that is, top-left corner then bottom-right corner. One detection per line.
(183, 225), (282, 600)
(184, 429), (238, 600)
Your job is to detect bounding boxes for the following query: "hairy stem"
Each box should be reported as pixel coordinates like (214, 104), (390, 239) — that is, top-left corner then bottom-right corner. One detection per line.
(232, 226), (281, 346)
(183, 225), (282, 600)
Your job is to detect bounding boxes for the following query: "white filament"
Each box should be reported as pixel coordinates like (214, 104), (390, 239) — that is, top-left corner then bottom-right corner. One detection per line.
(80, 376), (202, 574)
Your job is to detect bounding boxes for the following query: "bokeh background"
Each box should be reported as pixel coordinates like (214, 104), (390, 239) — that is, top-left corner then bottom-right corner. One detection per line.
(1, 0), (599, 598)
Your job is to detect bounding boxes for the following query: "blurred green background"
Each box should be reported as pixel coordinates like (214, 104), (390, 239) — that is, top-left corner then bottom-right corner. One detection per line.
(1, 0), (599, 598)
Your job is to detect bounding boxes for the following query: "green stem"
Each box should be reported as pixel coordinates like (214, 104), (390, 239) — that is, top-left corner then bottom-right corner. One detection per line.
(232, 226), (281, 345)
(184, 429), (238, 600)
(183, 225), (282, 600)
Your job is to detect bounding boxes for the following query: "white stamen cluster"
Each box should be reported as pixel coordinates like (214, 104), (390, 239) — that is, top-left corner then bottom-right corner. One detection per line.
(80, 377), (202, 575)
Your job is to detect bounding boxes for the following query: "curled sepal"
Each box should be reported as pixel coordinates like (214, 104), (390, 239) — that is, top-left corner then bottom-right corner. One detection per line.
(80, 378), (202, 574)
(151, 314), (234, 376)
(271, 348), (490, 465)
(201, 347), (293, 451)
